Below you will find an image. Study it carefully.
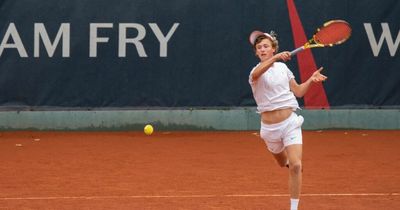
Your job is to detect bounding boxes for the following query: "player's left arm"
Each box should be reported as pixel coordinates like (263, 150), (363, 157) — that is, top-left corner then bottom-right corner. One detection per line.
(289, 67), (327, 98)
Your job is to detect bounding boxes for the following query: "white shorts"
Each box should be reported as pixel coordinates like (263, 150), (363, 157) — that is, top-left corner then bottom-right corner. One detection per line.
(260, 113), (304, 154)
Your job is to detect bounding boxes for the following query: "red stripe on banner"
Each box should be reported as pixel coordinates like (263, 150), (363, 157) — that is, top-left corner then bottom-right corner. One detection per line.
(286, 0), (330, 109)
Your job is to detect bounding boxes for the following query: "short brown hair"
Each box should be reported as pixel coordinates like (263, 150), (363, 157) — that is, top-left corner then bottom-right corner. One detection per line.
(253, 33), (279, 53)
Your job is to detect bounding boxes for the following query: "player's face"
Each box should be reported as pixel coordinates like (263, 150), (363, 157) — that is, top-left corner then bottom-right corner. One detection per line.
(255, 38), (275, 61)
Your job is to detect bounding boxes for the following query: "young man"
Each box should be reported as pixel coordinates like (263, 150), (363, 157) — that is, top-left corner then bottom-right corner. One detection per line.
(248, 30), (327, 210)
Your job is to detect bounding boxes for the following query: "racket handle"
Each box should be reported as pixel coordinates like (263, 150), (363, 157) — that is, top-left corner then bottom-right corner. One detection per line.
(290, 47), (304, 56)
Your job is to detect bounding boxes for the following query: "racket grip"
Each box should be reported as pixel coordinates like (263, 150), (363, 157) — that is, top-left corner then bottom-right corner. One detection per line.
(290, 47), (304, 56)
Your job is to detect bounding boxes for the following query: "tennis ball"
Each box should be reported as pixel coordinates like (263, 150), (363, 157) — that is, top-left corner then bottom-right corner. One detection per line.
(144, 124), (154, 135)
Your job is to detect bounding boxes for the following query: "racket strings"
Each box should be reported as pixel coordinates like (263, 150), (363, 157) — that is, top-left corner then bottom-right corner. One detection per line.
(314, 22), (351, 46)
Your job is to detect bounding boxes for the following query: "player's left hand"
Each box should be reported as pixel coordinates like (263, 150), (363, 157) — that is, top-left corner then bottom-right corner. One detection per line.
(311, 67), (328, 82)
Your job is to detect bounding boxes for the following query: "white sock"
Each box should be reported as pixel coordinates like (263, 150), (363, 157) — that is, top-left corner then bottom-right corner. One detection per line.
(290, 198), (299, 210)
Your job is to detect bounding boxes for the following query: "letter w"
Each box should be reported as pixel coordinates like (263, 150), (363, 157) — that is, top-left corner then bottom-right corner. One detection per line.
(364, 23), (400, 57)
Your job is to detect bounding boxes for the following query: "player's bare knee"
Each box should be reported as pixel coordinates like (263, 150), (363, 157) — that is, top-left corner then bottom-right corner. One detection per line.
(289, 161), (302, 174)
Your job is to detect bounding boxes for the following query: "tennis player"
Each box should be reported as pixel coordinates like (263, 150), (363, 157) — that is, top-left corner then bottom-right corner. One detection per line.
(248, 31), (327, 210)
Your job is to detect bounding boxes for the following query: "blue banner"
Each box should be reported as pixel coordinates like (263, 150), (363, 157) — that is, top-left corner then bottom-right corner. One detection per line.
(0, 0), (399, 109)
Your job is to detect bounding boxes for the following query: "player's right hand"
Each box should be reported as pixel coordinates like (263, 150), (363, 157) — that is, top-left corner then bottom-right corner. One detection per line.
(274, 51), (291, 62)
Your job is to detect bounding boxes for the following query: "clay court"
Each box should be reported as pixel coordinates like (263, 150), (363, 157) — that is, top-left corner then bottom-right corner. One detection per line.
(0, 130), (399, 209)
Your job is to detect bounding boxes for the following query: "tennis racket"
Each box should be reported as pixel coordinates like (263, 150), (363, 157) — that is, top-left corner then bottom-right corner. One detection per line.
(291, 20), (352, 56)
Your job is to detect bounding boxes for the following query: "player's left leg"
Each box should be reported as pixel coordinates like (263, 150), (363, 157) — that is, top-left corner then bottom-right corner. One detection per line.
(286, 144), (302, 210)
(283, 113), (304, 210)
(286, 144), (302, 197)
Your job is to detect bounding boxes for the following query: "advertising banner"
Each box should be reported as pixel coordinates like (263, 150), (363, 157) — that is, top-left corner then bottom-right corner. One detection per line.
(0, 0), (399, 109)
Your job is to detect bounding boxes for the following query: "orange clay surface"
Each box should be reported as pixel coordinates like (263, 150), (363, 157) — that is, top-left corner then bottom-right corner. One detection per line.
(0, 130), (399, 210)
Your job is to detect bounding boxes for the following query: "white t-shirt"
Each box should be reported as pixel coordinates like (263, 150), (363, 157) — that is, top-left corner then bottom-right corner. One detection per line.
(249, 62), (300, 113)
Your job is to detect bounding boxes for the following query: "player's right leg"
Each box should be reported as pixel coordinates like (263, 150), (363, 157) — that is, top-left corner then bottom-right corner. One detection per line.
(260, 121), (288, 168)
(271, 150), (289, 168)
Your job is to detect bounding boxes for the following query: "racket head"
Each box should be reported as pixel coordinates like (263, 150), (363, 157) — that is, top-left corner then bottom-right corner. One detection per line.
(313, 20), (352, 46)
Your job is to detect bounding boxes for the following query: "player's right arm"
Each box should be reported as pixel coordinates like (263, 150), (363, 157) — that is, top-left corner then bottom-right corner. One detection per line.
(250, 51), (291, 81)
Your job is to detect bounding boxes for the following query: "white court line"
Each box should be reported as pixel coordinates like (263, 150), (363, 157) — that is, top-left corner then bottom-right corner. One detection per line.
(0, 193), (398, 201)
(225, 193), (400, 197)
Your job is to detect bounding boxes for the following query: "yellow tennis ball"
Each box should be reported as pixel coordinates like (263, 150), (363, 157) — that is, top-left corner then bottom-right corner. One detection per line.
(144, 124), (154, 135)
